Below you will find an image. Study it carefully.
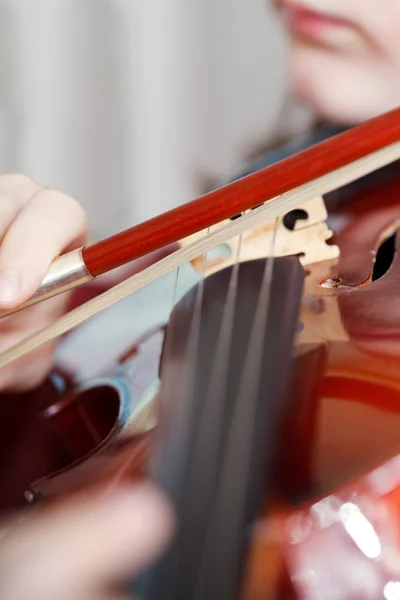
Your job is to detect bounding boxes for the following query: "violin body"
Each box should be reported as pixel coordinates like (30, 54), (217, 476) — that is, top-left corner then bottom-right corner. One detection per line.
(0, 116), (399, 598)
(281, 167), (400, 500)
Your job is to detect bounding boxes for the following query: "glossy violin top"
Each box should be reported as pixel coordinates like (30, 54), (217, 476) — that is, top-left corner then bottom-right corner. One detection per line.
(0, 109), (399, 600)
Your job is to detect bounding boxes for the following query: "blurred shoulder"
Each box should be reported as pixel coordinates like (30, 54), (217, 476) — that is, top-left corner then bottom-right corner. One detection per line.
(232, 123), (346, 181)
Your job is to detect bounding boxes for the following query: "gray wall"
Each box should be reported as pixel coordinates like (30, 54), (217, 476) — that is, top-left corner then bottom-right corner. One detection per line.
(0, 0), (297, 239)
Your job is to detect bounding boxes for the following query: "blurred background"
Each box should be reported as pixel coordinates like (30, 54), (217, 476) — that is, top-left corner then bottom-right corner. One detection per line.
(0, 0), (312, 239)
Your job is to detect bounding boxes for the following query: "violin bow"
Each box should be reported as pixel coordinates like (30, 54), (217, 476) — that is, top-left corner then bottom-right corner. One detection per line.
(0, 107), (398, 368)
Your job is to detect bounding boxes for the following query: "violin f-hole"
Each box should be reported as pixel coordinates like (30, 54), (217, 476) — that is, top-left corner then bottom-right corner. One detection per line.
(283, 208), (309, 231)
(372, 231), (397, 281)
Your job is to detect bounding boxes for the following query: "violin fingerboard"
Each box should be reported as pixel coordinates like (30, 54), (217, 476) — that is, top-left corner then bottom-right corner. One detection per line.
(135, 255), (304, 600)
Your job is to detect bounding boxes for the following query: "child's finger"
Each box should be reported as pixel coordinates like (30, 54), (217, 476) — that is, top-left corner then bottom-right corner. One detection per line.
(0, 187), (87, 308)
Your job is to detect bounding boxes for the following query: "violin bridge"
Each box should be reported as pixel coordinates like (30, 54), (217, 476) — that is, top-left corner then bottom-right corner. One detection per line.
(179, 196), (339, 278)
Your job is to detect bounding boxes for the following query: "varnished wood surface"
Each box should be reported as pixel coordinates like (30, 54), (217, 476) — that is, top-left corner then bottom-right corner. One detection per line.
(83, 108), (400, 276)
(0, 110), (399, 598)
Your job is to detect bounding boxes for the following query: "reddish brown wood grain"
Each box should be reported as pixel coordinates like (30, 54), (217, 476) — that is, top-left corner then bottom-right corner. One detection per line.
(83, 108), (400, 276)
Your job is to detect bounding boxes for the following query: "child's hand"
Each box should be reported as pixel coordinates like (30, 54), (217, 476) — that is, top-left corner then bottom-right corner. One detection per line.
(0, 174), (87, 392)
(0, 483), (174, 600)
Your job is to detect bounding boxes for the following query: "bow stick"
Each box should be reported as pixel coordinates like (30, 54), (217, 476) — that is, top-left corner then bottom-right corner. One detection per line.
(0, 108), (398, 369)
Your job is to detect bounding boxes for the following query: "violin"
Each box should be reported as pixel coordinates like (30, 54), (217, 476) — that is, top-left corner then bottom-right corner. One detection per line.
(0, 107), (399, 599)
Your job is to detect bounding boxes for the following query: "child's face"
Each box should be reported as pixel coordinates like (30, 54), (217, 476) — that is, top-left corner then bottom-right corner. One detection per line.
(273, 0), (400, 124)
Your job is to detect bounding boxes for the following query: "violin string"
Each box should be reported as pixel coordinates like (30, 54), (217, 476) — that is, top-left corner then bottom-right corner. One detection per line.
(94, 436), (151, 504)
(199, 227), (211, 280)
(94, 229), (206, 489)
(183, 228), (243, 487)
(106, 444), (146, 495)
(121, 233), (213, 517)
(171, 266), (181, 316)
(145, 226), (245, 599)
(165, 223), (210, 378)
(264, 216), (279, 310)
(170, 226), (211, 320)
(58, 224), (227, 463)
(144, 234), (209, 524)
(192, 216), (279, 597)
(172, 231), (243, 593)
(102, 227), (238, 547)
(54, 233), (216, 472)
(160, 213), (276, 597)
(75, 404), (103, 446)
(97, 266), (194, 500)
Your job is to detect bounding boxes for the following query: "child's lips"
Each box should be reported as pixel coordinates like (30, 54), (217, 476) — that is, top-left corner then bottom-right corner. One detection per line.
(280, 2), (351, 39)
